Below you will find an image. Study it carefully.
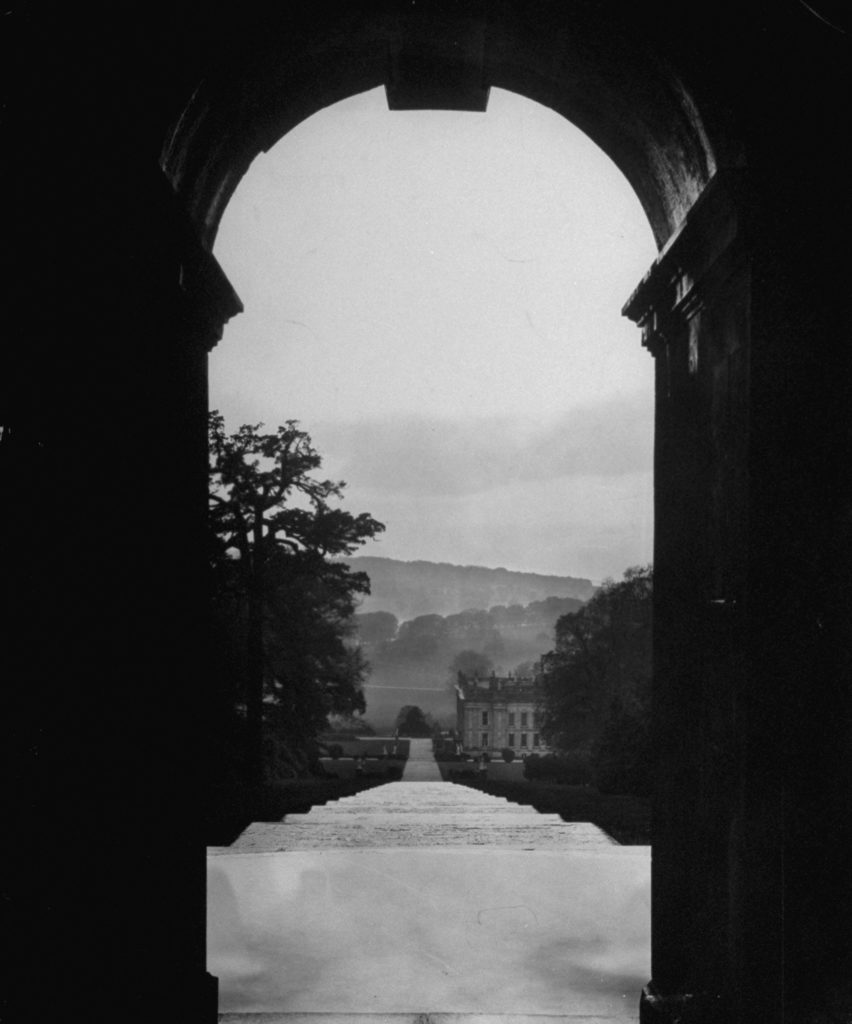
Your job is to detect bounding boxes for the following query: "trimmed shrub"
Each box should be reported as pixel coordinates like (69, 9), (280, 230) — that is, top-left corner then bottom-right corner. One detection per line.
(501, 747), (516, 763)
(327, 744), (343, 760)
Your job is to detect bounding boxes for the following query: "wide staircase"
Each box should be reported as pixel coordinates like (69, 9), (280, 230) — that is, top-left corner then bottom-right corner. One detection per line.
(208, 739), (650, 1022)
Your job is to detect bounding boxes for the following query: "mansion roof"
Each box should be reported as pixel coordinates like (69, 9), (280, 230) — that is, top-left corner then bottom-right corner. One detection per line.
(455, 672), (542, 704)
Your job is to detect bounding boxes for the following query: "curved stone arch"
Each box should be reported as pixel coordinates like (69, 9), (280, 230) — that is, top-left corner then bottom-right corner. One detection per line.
(156, 9), (791, 1022)
(5, 4), (848, 1022)
(160, 2), (731, 252)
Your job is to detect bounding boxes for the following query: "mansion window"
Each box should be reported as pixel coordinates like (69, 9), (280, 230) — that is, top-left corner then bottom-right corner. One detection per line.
(521, 711), (528, 728)
(481, 711), (489, 726)
(533, 733), (540, 747)
(508, 712), (515, 727)
(508, 733), (515, 747)
(521, 733), (528, 747)
(481, 733), (489, 748)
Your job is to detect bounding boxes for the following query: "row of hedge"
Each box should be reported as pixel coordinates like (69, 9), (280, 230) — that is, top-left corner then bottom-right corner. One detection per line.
(448, 776), (651, 845)
(523, 752), (594, 785)
(521, 709), (652, 797)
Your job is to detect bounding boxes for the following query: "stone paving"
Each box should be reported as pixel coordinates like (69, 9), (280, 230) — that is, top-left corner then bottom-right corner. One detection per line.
(208, 739), (649, 1021)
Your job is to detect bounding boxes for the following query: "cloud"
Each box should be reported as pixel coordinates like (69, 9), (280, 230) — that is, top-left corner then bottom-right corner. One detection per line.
(348, 470), (653, 581)
(314, 392), (652, 499)
(207, 396), (654, 579)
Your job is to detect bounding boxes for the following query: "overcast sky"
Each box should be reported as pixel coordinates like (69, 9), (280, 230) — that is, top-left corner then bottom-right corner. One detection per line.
(211, 87), (657, 583)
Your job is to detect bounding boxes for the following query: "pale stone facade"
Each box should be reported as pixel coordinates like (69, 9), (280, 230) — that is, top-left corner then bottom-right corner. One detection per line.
(455, 672), (547, 756)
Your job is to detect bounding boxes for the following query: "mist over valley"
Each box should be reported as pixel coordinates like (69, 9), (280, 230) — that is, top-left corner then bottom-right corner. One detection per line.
(347, 558), (593, 730)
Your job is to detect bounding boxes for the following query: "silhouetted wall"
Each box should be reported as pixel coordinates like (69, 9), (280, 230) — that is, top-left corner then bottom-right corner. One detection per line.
(3, 4), (848, 1021)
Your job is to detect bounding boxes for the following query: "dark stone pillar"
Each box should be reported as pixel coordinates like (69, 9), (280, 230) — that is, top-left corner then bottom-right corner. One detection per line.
(4, 155), (240, 1020)
(742, 131), (851, 1023)
(627, 159), (851, 1022)
(625, 171), (752, 1023)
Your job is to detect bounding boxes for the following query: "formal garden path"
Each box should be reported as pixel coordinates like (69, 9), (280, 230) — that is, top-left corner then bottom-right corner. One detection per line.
(208, 739), (650, 1023)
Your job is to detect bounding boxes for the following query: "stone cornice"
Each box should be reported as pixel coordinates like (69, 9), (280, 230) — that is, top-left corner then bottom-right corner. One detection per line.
(173, 191), (243, 352)
(178, 242), (243, 353)
(622, 169), (747, 357)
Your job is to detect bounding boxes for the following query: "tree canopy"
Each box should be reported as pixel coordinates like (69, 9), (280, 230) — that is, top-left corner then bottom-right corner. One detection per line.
(208, 412), (384, 783)
(353, 610), (399, 647)
(209, 412), (383, 568)
(539, 565), (653, 792)
(394, 705), (433, 737)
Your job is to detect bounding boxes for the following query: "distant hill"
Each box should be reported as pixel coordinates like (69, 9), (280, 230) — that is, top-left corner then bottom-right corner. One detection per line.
(342, 556), (596, 731)
(354, 594), (586, 731)
(345, 556), (596, 621)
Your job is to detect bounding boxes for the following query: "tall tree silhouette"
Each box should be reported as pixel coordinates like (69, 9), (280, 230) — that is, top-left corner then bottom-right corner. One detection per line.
(208, 411), (384, 785)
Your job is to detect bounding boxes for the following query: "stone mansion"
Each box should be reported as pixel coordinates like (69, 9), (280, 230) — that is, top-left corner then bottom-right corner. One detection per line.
(455, 671), (547, 756)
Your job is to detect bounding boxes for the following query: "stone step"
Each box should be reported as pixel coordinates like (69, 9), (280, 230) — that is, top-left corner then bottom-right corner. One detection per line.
(296, 803), (521, 816)
(210, 746), (641, 1017)
(217, 779), (617, 852)
(292, 793), (520, 802)
(329, 782), (511, 798)
(312, 792), (515, 809)
(281, 815), (568, 829)
(281, 815), (568, 830)
(306, 786), (511, 800)
(300, 801), (519, 814)
(218, 1014), (638, 1022)
(220, 819), (616, 852)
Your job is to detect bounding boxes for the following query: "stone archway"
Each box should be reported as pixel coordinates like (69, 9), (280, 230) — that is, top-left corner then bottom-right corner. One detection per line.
(160, 3), (722, 250)
(161, 6), (748, 1020)
(5, 4), (848, 1023)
